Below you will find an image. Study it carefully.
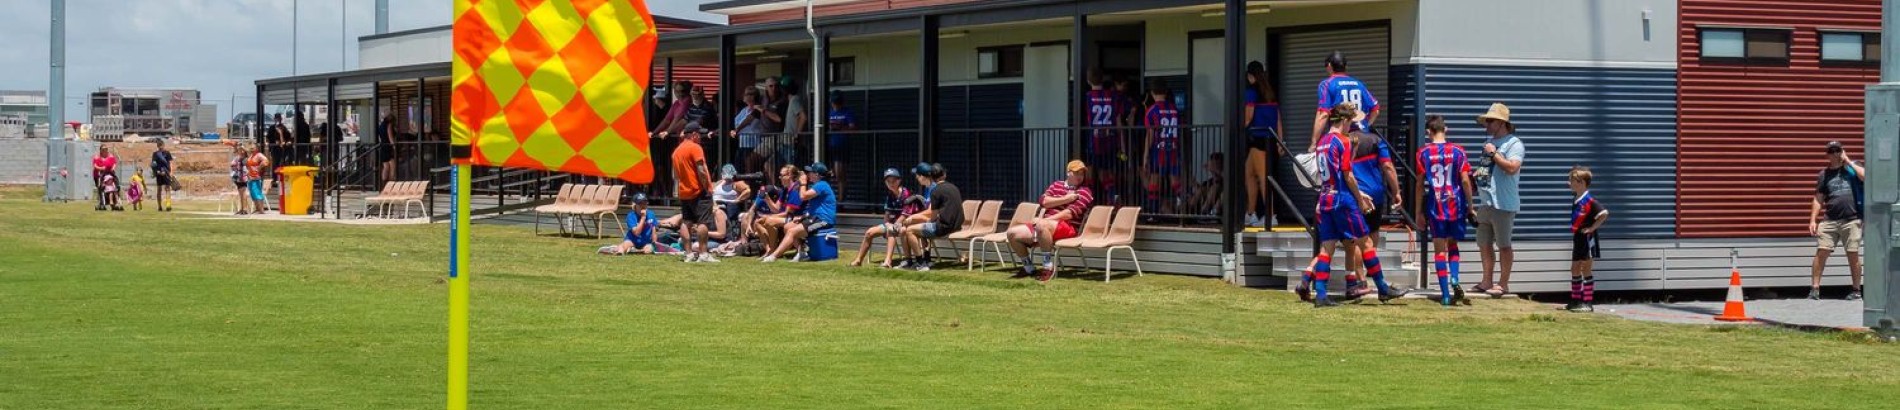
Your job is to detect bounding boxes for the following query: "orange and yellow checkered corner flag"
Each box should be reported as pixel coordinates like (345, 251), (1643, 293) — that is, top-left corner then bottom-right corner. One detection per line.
(450, 0), (657, 184)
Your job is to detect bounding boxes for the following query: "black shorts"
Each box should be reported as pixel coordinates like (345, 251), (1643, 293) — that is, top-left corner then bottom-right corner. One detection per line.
(1572, 233), (1601, 261)
(1361, 198), (1390, 229)
(153, 172), (175, 188)
(1248, 137), (1272, 152)
(681, 198), (714, 226)
(377, 144), (394, 163)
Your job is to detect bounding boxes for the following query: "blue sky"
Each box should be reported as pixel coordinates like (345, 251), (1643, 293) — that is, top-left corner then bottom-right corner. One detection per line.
(0, 0), (724, 124)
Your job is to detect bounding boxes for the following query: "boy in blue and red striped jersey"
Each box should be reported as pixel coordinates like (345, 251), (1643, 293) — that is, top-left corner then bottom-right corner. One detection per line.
(1568, 166), (1610, 312)
(1416, 115), (1476, 306)
(1084, 68), (1127, 201)
(1299, 102), (1404, 308)
(1142, 83), (1184, 213)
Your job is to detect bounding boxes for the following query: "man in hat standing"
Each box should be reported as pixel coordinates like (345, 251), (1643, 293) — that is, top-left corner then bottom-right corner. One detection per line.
(1471, 103), (1525, 297)
(1809, 141), (1866, 300)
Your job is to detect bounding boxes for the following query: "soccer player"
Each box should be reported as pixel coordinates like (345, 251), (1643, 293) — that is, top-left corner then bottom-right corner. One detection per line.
(852, 168), (921, 268)
(1298, 103), (1401, 307)
(1006, 160), (1094, 282)
(1083, 68), (1126, 202)
(1142, 82), (1183, 214)
(1311, 51), (1380, 147)
(1567, 166), (1610, 312)
(1416, 115), (1475, 306)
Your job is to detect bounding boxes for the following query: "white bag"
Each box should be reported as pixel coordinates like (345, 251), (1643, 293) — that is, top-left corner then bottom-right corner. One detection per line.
(1293, 152), (1323, 188)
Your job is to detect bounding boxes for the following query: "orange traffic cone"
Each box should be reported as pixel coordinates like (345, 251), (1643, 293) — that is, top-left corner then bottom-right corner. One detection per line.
(1714, 269), (1752, 322)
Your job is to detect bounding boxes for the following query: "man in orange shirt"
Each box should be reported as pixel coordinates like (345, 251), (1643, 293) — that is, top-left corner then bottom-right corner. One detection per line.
(672, 123), (718, 263)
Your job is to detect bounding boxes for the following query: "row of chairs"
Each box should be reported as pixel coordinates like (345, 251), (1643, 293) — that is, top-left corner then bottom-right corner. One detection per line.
(935, 200), (1145, 282)
(363, 181), (429, 219)
(533, 184), (626, 238)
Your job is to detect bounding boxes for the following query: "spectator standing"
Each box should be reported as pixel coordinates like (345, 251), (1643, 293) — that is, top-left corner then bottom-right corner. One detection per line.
(245, 143), (271, 214)
(1083, 69), (1126, 203)
(1470, 103), (1525, 297)
(732, 87), (770, 173)
(230, 144), (250, 215)
(293, 112), (312, 165)
(1005, 160), (1094, 282)
(1141, 83), (1184, 214)
(1809, 141), (1866, 300)
(779, 77), (809, 166)
(825, 92), (858, 197)
(901, 164), (964, 271)
(91, 146), (120, 211)
(1243, 61), (1282, 228)
(150, 139), (176, 212)
(672, 123), (718, 263)
(378, 114), (397, 183)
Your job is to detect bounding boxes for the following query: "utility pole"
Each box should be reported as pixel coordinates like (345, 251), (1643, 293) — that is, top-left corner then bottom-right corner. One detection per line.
(1863, 0), (1900, 339)
(45, 0), (65, 202)
(342, 0), (348, 71)
(293, 0), (300, 75)
(807, 0), (824, 164)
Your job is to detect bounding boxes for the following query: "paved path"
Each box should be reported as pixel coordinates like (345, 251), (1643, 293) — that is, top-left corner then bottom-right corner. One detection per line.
(1598, 298), (1866, 330)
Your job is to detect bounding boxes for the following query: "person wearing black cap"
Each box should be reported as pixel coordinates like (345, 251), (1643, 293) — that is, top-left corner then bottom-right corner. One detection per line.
(672, 122), (718, 263)
(764, 162), (838, 262)
(851, 168), (923, 268)
(1809, 141), (1866, 300)
(826, 91), (858, 197)
(1311, 51), (1380, 148)
(901, 163), (964, 271)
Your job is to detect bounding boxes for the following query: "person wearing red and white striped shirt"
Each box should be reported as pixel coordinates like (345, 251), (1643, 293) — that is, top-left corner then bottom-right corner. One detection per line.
(1005, 160), (1094, 282)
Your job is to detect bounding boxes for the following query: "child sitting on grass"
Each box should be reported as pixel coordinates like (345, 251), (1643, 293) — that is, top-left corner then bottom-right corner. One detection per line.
(599, 193), (680, 256)
(1567, 166), (1610, 312)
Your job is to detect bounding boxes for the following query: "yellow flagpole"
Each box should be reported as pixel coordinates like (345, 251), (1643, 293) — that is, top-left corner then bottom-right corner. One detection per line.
(448, 163), (471, 409)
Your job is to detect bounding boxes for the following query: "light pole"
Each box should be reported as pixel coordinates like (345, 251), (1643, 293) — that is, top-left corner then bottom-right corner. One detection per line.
(45, 0), (65, 202)
(1864, 0), (1900, 338)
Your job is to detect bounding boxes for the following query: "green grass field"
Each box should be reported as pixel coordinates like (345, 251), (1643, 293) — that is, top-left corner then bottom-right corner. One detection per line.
(1, 187), (1895, 409)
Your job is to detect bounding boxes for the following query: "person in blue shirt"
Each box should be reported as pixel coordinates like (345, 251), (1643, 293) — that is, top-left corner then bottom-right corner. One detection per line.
(600, 193), (677, 255)
(1310, 51), (1380, 148)
(764, 163), (837, 262)
(1242, 61), (1283, 228)
(756, 164), (803, 253)
(826, 92), (858, 198)
(1342, 129), (1404, 299)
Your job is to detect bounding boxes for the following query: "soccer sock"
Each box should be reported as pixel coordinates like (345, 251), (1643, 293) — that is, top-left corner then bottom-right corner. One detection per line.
(1583, 275), (1595, 303)
(1434, 252), (1450, 301)
(1448, 243), (1463, 286)
(1345, 274), (1362, 292)
(1363, 249), (1390, 296)
(1570, 276), (1583, 302)
(1313, 254), (1333, 300)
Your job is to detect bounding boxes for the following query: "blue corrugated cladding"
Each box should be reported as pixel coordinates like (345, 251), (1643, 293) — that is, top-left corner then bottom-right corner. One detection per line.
(1420, 64), (1678, 239)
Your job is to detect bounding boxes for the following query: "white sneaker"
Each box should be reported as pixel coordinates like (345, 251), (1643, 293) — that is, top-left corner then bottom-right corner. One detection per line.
(792, 251), (807, 262)
(698, 254), (721, 263)
(683, 253), (699, 263)
(1244, 214), (1259, 227)
(761, 255), (778, 263)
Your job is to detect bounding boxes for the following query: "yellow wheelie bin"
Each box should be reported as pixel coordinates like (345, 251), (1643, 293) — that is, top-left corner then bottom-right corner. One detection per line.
(277, 166), (320, 215)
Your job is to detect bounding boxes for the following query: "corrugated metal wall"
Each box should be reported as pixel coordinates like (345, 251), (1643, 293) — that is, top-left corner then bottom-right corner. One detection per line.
(1422, 65), (1680, 239)
(1274, 24), (1391, 223)
(655, 21), (721, 95)
(1676, 0), (1879, 238)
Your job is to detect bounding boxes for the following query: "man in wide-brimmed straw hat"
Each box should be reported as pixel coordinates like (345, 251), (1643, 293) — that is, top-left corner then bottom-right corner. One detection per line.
(1470, 102), (1525, 297)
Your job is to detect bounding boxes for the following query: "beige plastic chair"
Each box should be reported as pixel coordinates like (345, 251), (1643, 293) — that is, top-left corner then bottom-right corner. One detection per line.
(969, 202), (1039, 270)
(586, 185), (625, 239)
(944, 200), (1002, 263)
(545, 185), (597, 235)
(1052, 206), (1115, 276)
(533, 184), (579, 234)
(394, 181), (428, 218)
(1077, 207), (1144, 282)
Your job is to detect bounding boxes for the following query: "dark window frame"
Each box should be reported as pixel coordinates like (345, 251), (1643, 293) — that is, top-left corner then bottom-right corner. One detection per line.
(977, 45), (1026, 79)
(1698, 27), (1792, 66)
(1819, 30), (1881, 67)
(827, 57), (856, 86)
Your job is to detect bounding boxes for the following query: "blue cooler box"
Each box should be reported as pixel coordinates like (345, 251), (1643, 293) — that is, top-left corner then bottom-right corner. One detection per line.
(807, 228), (839, 261)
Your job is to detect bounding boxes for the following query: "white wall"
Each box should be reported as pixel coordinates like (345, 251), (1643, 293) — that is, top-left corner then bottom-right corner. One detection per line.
(1146, 1), (1421, 75)
(1415, 0), (1676, 68)
(359, 28), (452, 70)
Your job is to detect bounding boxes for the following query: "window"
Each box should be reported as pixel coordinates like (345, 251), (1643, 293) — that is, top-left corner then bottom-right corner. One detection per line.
(978, 45), (1024, 78)
(1699, 27), (1791, 65)
(1821, 31), (1881, 65)
(828, 57), (856, 86)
